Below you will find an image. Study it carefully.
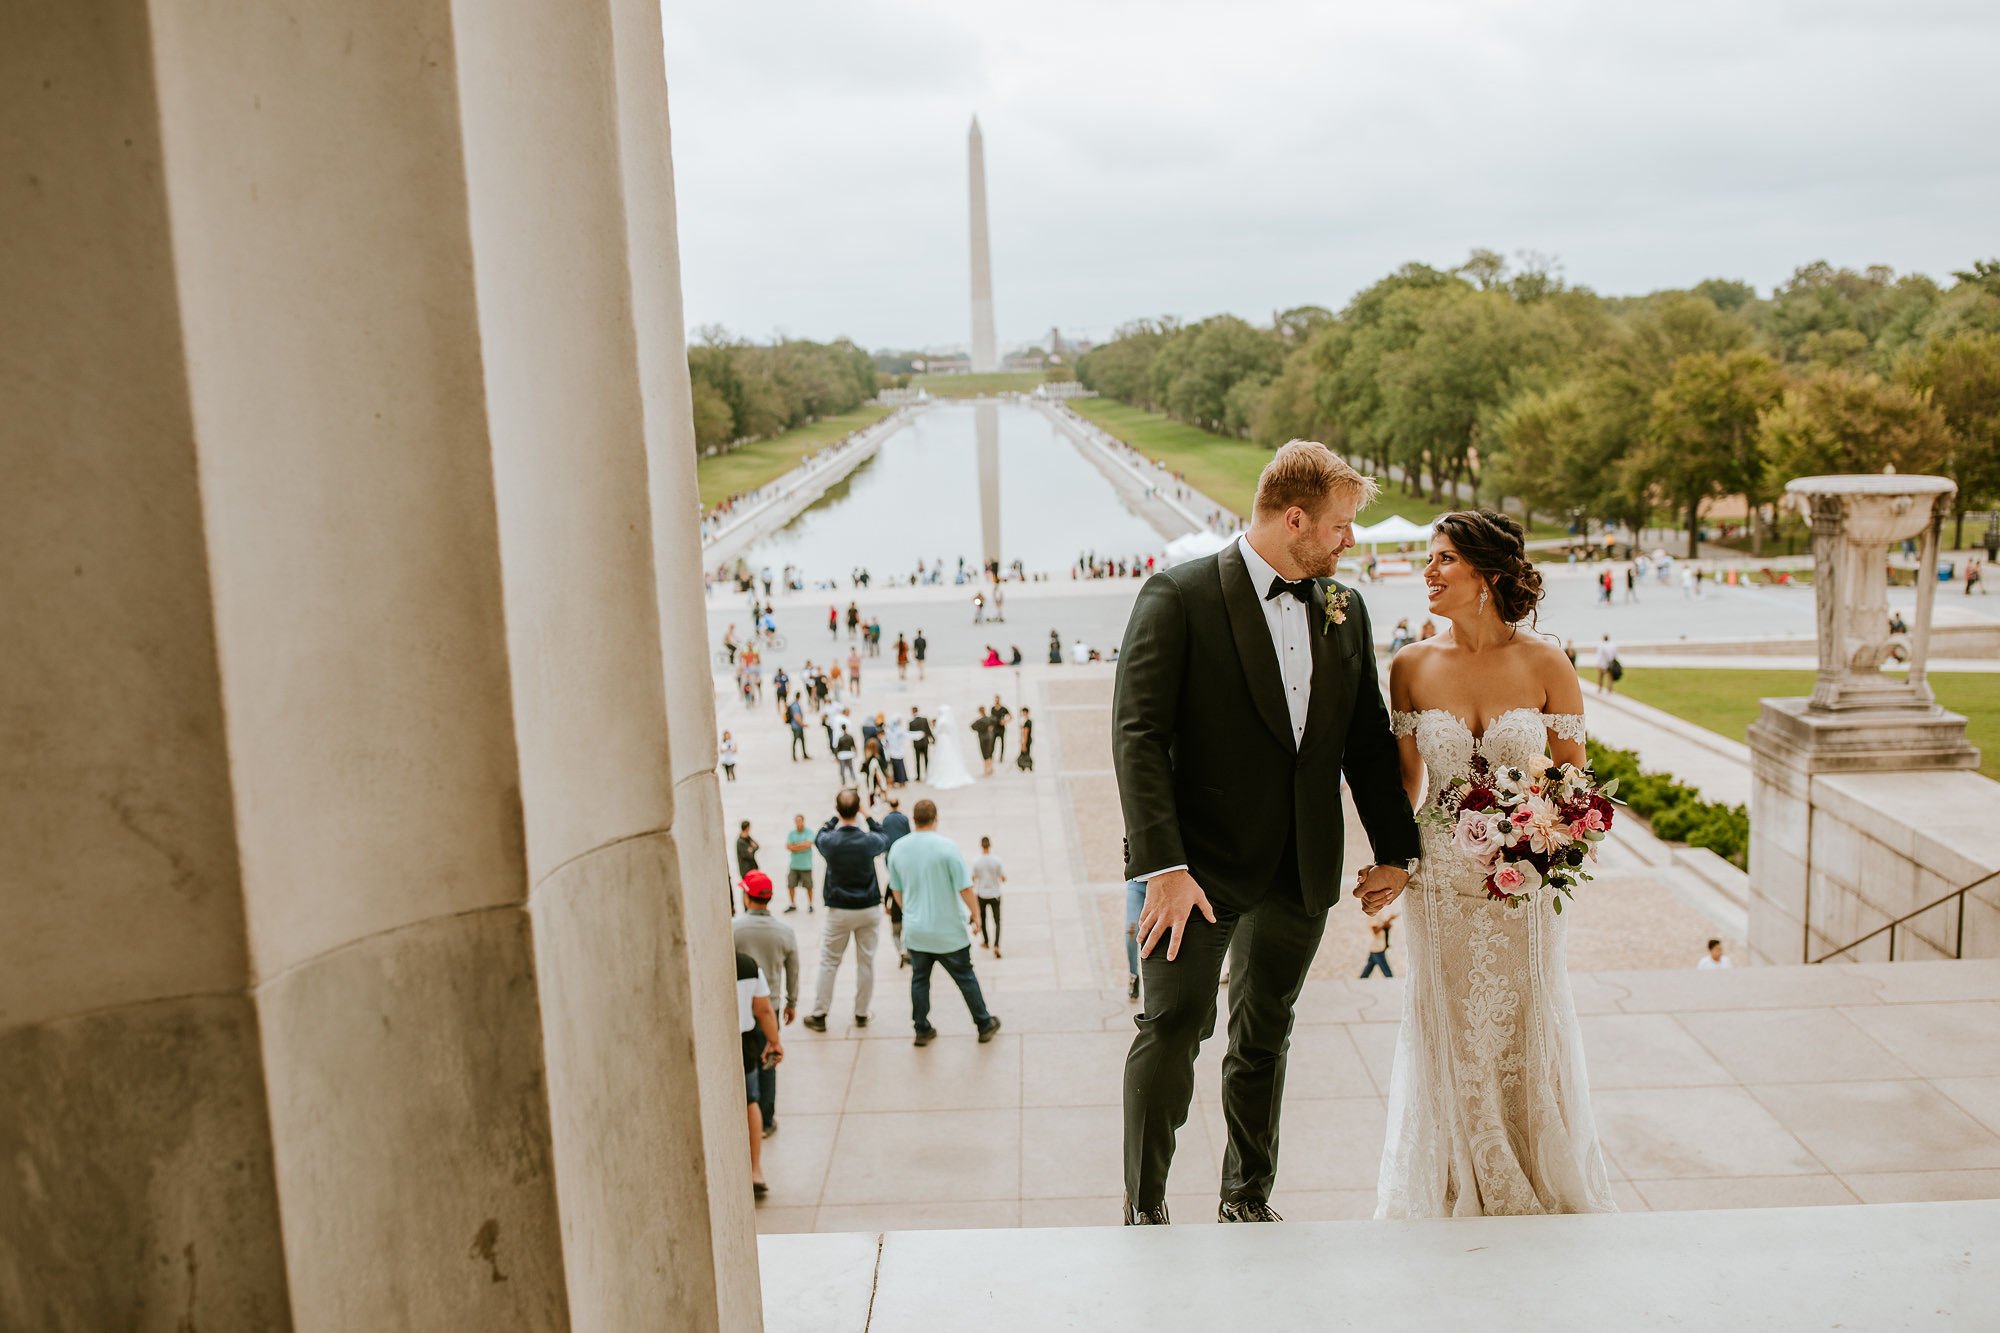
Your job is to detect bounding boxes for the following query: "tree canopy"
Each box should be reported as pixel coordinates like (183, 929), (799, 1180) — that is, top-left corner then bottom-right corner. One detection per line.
(1075, 252), (2000, 554)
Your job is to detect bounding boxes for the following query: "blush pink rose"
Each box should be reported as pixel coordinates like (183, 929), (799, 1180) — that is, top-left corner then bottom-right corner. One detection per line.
(1490, 863), (1528, 895)
(1453, 810), (1502, 863)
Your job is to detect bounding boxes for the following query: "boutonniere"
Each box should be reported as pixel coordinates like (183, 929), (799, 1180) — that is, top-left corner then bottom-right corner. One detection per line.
(1323, 586), (1350, 635)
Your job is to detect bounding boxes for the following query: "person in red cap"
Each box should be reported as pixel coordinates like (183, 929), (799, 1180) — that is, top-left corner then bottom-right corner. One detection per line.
(732, 870), (798, 1138)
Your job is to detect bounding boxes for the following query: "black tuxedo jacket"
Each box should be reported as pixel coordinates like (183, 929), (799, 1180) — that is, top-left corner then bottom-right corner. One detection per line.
(1113, 539), (1419, 915)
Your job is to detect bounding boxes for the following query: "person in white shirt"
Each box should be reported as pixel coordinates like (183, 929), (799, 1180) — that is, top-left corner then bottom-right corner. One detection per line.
(1696, 939), (1733, 970)
(1594, 634), (1618, 695)
(1071, 637), (1090, 665)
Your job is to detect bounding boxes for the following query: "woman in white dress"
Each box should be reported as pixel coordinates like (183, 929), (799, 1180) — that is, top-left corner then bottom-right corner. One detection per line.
(1371, 510), (1617, 1219)
(926, 704), (976, 790)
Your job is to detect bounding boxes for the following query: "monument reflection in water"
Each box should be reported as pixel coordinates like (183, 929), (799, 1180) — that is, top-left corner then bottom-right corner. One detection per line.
(742, 400), (1165, 581)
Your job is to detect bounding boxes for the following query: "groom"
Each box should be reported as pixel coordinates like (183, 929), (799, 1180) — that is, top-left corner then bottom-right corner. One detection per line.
(1115, 440), (1420, 1224)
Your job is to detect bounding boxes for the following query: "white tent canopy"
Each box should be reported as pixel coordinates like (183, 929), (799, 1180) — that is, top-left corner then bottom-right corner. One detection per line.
(1162, 528), (1232, 567)
(1354, 514), (1433, 546)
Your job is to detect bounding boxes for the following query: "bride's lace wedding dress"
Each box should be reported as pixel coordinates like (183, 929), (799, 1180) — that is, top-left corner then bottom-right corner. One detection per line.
(1374, 707), (1618, 1218)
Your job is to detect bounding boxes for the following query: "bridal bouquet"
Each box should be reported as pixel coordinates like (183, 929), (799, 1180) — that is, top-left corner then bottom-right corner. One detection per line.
(1424, 754), (1618, 911)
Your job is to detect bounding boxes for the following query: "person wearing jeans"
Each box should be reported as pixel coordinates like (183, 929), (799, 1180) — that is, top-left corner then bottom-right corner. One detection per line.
(1124, 877), (1146, 1002)
(886, 799), (1001, 1046)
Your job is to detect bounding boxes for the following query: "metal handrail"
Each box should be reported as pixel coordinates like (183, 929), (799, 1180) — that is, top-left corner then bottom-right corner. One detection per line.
(1811, 866), (2000, 964)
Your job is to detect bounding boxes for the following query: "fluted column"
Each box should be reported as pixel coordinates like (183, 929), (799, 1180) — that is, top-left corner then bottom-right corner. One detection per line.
(605, 0), (765, 1319)
(0, 8), (290, 1327)
(145, 0), (569, 1323)
(454, 0), (759, 1324)
(6, 3), (755, 1326)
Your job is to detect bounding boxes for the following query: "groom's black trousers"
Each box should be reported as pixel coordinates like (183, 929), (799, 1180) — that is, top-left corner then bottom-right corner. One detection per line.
(1122, 838), (1327, 1210)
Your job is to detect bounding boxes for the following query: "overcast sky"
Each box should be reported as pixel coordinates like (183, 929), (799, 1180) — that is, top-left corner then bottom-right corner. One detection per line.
(661, 0), (2000, 353)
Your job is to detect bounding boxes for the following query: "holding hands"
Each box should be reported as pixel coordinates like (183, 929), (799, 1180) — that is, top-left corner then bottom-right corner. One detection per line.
(1354, 863), (1410, 916)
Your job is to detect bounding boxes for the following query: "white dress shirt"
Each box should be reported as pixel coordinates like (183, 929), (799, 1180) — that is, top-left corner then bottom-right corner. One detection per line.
(1138, 533), (1315, 882)
(1234, 533), (1314, 749)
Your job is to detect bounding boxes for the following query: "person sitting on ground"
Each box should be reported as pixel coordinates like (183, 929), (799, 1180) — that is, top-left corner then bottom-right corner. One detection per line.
(1696, 939), (1733, 970)
(981, 645), (1003, 668)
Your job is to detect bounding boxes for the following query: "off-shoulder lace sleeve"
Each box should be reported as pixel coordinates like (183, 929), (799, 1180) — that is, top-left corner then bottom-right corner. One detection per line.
(1390, 710), (1420, 738)
(1543, 712), (1585, 742)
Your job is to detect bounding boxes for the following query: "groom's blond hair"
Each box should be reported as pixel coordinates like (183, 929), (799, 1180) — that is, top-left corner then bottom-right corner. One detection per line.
(1253, 440), (1378, 519)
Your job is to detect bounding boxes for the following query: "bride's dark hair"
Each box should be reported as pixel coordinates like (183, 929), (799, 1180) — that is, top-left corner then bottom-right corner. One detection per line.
(1433, 509), (1544, 628)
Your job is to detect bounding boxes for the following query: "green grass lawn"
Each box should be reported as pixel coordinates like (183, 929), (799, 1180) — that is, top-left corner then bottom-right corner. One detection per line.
(1070, 397), (1564, 537)
(696, 404), (895, 511)
(910, 371), (1046, 398)
(1068, 398), (1270, 517)
(1618, 667), (2000, 780)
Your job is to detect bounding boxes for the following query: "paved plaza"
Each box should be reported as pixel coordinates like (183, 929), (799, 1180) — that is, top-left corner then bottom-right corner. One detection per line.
(709, 554), (2000, 679)
(713, 636), (2000, 1235)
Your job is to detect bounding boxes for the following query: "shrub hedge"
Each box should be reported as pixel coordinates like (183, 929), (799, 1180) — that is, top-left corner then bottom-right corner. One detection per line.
(1586, 737), (1750, 869)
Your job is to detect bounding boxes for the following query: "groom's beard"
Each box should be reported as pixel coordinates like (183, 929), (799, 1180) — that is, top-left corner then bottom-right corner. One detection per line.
(1288, 532), (1339, 579)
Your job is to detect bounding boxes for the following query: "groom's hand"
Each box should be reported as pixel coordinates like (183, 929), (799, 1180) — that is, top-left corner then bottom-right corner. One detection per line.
(1355, 864), (1410, 916)
(1138, 870), (1216, 962)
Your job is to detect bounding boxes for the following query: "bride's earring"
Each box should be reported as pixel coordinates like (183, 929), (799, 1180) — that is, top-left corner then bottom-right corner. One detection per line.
(1478, 586), (1490, 615)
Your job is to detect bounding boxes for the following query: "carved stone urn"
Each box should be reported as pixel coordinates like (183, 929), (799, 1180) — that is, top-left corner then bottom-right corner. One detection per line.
(1748, 473), (1978, 773)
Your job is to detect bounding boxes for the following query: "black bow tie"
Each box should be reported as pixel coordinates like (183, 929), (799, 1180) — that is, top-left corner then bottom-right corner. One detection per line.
(1266, 575), (1317, 605)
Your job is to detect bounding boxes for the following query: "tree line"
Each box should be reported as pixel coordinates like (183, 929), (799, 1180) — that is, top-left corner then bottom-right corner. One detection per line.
(687, 326), (880, 453)
(1075, 254), (2000, 552)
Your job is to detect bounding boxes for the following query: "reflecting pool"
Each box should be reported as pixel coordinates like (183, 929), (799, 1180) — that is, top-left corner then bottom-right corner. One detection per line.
(738, 401), (1165, 581)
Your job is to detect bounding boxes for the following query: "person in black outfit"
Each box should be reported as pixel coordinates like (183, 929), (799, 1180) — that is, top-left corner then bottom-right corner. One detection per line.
(1049, 630), (1063, 665)
(735, 820), (760, 879)
(988, 696), (1011, 763)
(971, 705), (998, 775)
(1114, 442), (1418, 1226)
(912, 629), (928, 680)
(1016, 708), (1034, 771)
(907, 707), (934, 781)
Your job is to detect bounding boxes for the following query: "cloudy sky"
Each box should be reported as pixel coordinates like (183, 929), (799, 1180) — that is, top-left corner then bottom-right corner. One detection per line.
(661, 0), (2000, 353)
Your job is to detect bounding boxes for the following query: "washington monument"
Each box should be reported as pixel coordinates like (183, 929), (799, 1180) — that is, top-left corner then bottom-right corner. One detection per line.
(967, 116), (999, 373)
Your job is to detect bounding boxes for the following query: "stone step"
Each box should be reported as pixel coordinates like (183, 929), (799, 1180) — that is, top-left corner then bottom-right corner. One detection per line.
(762, 1199), (1999, 1331)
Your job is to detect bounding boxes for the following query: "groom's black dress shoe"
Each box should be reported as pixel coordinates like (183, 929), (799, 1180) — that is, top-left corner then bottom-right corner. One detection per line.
(1122, 1198), (1170, 1225)
(1217, 1199), (1284, 1223)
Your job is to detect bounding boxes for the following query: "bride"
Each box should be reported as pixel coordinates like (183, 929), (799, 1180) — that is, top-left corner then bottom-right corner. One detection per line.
(1365, 509), (1617, 1218)
(927, 704), (976, 790)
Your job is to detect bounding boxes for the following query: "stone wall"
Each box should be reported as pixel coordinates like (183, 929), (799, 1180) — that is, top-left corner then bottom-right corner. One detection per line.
(1750, 765), (2000, 965)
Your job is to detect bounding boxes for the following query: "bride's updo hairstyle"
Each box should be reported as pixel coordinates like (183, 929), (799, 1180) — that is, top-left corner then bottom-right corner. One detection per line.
(1433, 509), (1545, 628)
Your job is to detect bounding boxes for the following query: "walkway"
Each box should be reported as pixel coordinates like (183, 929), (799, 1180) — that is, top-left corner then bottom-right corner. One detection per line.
(714, 648), (1996, 1238)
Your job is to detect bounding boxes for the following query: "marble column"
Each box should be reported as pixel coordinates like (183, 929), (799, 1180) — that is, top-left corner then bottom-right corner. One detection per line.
(968, 117), (1000, 373)
(1, 8), (290, 1326)
(455, 0), (759, 1324)
(605, 0), (765, 1319)
(5, 2), (759, 1326)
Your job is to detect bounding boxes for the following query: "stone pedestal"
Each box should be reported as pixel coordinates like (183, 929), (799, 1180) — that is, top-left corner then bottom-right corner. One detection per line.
(1747, 475), (1991, 966)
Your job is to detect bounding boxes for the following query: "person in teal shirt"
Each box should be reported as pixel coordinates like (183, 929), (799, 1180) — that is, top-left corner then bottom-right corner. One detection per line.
(783, 814), (815, 913)
(886, 800), (1000, 1046)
